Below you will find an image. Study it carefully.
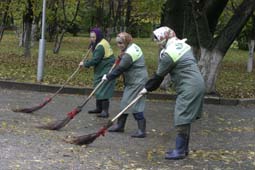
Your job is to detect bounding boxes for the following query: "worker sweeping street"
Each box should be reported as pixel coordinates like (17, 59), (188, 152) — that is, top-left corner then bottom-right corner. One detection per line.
(139, 26), (205, 159)
(79, 28), (115, 118)
(102, 32), (148, 138)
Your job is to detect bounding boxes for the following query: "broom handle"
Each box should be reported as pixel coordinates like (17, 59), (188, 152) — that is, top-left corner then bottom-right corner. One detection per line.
(111, 94), (144, 122)
(50, 48), (92, 99)
(79, 79), (105, 108)
(79, 62), (117, 108)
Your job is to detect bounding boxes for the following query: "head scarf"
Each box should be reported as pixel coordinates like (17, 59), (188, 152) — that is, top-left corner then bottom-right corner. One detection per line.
(90, 27), (104, 50)
(153, 26), (176, 46)
(116, 32), (133, 48)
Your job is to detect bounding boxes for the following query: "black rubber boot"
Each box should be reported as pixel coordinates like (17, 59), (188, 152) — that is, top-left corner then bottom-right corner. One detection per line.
(165, 134), (189, 160)
(97, 100), (109, 118)
(108, 114), (128, 132)
(166, 134), (190, 156)
(88, 100), (102, 114)
(131, 119), (146, 138)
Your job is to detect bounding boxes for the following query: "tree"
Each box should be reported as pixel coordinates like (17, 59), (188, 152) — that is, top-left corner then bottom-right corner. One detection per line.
(162, 0), (255, 94)
(0, 0), (11, 42)
(247, 14), (255, 72)
(52, 0), (80, 54)
(23, 0), (33, 57)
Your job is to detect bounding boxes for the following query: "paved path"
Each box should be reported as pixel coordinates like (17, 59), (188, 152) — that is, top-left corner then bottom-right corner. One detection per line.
(0, 88), (254, 170)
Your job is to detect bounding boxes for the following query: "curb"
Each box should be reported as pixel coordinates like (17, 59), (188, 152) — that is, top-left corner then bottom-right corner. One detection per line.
(0, 80), (255, 106)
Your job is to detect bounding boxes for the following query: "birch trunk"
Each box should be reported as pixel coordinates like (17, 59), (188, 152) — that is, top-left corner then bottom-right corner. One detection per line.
(199, 48), (223, 94)
(23, 21), (32, 57)
(247, 40), (254, 72)
(31, 22), (37, 47)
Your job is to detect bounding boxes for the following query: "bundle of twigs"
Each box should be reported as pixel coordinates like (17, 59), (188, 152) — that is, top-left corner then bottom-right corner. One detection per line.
(12, 48), (91, 113)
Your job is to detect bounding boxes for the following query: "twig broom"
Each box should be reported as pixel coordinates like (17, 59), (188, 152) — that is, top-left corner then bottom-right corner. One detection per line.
(37, 61), (117, 130)
(12, 48), (91, 113)
(66, 94), (144, 145)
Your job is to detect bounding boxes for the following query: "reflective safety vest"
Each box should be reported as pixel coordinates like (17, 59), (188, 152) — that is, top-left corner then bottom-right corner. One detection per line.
(164, 39), (191, 63)
(96, 39), (114, 58)
(125, 43), (143, 62)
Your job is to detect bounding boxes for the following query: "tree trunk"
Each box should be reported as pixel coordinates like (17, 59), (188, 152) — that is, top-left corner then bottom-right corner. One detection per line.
(95, 0), (104, 27)
(23, 20), (32, 57)
(247, 14), (255, 72)
(47, 1), (58, 42)
(125, 0), (131, 30)
(53, 29), (66, 54)
(195, 0), (255, 94)
(0, 24), (6, 43)
(247, 40), (254, 72)
(23, 0), (33, 57)
(52, 0), (80, 53)
(31, 22), (37, 47)
(162, 0), (255, 94)
(114, 0), (122, 33)
(19, 22), (25, 47)
(198, 48), (223, 94)
(0, 0), (11, 42)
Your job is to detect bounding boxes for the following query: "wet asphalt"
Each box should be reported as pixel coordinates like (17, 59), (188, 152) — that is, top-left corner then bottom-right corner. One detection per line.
(0, 88), (254, 170)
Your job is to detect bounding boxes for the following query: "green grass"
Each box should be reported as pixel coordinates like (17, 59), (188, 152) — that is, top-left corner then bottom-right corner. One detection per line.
(0, 32), (254, 98)
(217, 49), (255, 98)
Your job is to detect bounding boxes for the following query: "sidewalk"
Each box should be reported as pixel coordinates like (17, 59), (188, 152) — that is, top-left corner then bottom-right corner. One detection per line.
(0, 87), (254, 170)
(1, 80), (255, 105)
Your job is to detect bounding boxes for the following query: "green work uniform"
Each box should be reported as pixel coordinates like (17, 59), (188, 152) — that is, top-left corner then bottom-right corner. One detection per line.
(107, 43), (148, 113)
(84, 39), (115, 100)
(147, 38), (205, 126)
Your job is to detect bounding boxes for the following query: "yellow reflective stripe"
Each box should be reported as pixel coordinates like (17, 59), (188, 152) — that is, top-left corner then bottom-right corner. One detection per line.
(165, 41), (191, 62)
(96, 39), (113, 58)
(125, 44), (143, 62)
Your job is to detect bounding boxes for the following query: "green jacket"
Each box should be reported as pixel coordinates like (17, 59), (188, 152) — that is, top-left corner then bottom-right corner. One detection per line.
(84, 39), (115, 100)
(107, 43), (148, 113)
(147, 38), (205, 126)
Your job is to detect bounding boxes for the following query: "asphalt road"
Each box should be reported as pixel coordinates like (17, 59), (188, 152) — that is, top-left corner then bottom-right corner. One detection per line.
(0, 88), (254, 170)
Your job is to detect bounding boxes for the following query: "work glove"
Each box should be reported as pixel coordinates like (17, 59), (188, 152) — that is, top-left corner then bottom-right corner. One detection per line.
(139, 88), (148, 95)
(102, 74), (108, 81)
(79, 61), (84, 67)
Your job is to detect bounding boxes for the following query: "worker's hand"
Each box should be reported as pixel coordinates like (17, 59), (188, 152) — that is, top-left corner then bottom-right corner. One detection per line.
(79, 61), (84, 67)
(102, 74), (108, 81)
(139, 88), (148, 95)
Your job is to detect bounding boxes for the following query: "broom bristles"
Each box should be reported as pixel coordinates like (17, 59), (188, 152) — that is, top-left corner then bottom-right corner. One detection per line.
(67, 133), (98, 145)
(37, 107), (80, 130)
(66, 124), (110, 145)
(37, 116), (71, 130)
(12, 105), (44, 113)
(12, 98), (51, 113)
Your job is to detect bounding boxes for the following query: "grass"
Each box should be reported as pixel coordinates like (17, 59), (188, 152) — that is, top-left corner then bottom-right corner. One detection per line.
(0, 32), (254, 98)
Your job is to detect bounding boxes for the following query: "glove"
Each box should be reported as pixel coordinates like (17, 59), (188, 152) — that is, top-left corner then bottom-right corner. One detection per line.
(79, 61), (84, 67)
(139, 88), (148, 95)
(102, 74), (108, 81)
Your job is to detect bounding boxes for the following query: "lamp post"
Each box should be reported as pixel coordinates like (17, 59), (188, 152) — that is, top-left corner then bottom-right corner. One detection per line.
(37, 0), (46, 82)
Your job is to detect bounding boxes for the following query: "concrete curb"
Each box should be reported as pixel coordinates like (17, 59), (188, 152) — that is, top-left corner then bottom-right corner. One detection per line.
(0, 80), (255, 106)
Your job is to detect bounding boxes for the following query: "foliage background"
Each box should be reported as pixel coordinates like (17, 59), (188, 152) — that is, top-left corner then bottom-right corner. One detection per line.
(0, 32), (254, 99)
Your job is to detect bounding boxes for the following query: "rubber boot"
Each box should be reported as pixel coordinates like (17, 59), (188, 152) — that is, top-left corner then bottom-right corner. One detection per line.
(108, 114), (128, 132)
(131, 112), (146, 138)
(97, 100), (109, 118)
(166, 134), (190, 156)
(88, 100), (102, 114)
(131, 119), (146, 138)
(165, 134), (188, 160)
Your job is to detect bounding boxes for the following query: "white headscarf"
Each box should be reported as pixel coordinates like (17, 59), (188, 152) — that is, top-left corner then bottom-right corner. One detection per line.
(153, 26), (176, 46)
